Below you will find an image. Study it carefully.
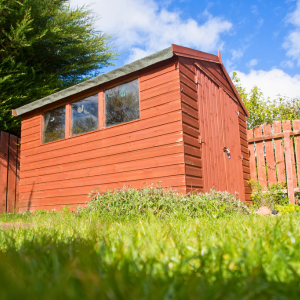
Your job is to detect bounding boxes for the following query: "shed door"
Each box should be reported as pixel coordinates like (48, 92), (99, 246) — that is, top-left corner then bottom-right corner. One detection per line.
(197, 70), (245, 199)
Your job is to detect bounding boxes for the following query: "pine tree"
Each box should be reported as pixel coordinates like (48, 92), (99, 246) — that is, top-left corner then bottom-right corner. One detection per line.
(0, 0), (117, 135)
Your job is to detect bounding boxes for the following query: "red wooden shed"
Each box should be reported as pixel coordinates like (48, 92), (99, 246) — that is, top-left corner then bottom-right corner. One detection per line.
(13, 44), (251, 212)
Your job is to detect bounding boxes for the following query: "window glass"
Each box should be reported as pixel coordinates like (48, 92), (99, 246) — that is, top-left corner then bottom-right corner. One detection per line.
(105, 79), (140, 127)
(71, 95), (98, 136)
(43, 106), (65, 143)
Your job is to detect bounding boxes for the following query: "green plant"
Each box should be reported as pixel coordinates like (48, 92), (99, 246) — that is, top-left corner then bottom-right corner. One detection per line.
(232, 72), (300, 129)
(84, 185), (250, 218)
(249, 180), (289, 209)
(275, 203), (300, 214)
(0, 209), (300, 298)
(0, 0), (118, 135)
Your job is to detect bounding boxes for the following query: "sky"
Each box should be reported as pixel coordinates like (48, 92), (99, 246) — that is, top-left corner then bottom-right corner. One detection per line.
(69, 0), (300, 100)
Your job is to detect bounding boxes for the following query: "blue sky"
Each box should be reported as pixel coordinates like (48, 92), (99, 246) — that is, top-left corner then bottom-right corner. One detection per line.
(70, 0), (300, 100)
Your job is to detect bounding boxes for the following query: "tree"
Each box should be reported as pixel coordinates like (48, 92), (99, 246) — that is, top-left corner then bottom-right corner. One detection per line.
(0, 0), (117, 135)
(232, 72), (300, 129)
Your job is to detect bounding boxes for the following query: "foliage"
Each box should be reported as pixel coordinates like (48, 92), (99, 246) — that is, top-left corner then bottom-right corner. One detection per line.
(0, 211), (300, 298)
(249, 180), (289, 209)
(232, 72), (300, 129)
(0, 0), (117, 135)
(275, 203), (300, 214)
(85, 185), (250, 218)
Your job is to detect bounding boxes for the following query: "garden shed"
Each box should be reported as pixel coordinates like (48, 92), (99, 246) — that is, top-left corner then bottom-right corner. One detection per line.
(13, 44), (251, 212)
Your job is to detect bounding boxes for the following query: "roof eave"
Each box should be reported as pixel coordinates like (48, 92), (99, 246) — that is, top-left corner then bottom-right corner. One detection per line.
(14, 46), (174, 117)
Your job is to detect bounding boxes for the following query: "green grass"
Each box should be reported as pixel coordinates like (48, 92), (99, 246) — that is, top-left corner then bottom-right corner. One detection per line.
(1, 210), (300, 299)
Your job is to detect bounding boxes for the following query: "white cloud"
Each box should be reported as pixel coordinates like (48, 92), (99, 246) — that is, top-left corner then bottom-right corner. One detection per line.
(225, 47), (247, 70)
(247, 59), (258, 68)
(251, 5), (258, 15)
(283, 0), (300, 65)
(234, 69), (300, 100)
(280, 60), (294, 69)
(70, 0), (232, 62)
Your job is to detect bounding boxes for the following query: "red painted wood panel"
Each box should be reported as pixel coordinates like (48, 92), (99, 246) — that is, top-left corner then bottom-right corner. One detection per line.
(141, 89), (181, 110)
(182, 113), (199, 129)
(282, 121), (297, 188)
(181, 93), (198, 110)
(0, 132), (9, 213)
(179, 64), (195, 83)
(7, 135), (18, 213)
(22, 113), (183, 160)
(273, 121), (286, 182)
(254, 126), (267, 186)
(181, 103), (198, 119)
(16, 138), (20, 212)
(180, 82), (198, 100)
(293, 120), (300, 186)
(284, 130), (295, 203)
(247, 129), (257, 182)
(19, 62), (185, 211)
(217, 89), (227, 192)
(140, 69), (179, 91)
(142, 100), (181, 119)
(21, 142), (184, 179)
(19, 166), (186, 199)
(0, 132), (20, 213)
(20, 153), (185, 187)
(263, 123), (277, 185)
(140, 60), (177, 82)
(223, 93), (245, 199)
(22, 132), (184, 173)
(19, 185), (188, 212)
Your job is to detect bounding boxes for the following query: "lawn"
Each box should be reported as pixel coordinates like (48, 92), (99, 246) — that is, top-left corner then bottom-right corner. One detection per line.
(0, 188), (300, 299)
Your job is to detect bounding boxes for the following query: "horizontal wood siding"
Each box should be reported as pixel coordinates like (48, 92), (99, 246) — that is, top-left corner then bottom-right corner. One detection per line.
(19, 59), (186, 212)
(238, 106), (251, 202)
(179, 58), (203, 193)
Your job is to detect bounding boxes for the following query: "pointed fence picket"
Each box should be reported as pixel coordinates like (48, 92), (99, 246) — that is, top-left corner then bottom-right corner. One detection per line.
(247, 120), (300, 204)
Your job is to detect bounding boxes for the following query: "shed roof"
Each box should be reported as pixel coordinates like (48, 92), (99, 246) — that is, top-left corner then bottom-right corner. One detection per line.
(13, 44), (248, 117)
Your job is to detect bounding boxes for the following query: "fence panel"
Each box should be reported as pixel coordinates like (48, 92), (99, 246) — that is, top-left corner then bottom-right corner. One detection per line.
(0, 131), (20, 213)
(247, 121), (300, 204)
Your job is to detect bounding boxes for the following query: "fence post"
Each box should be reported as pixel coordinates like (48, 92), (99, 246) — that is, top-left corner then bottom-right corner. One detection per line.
(283, 130), (295, 204)
(0, 132), (9, 213)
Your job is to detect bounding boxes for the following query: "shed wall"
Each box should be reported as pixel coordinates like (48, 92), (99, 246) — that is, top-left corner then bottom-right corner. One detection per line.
(178, 58), (203, 193)
(18, 59), (187, 212)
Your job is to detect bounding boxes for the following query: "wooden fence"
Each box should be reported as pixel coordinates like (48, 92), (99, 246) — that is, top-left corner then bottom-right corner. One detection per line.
(247, 120), (300, 203)
(0, 131), (20, 213)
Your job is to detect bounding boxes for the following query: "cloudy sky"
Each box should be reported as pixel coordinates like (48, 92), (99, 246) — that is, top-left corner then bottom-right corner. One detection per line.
(70, 0), (300, 100)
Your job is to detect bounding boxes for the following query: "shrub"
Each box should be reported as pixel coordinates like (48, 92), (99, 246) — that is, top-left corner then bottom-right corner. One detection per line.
(275, 203), (300, 214)
(249, 180), (289, 209)
(84, 185), (250, 218)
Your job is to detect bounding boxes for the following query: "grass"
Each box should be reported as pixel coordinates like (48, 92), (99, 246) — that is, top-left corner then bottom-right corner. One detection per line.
(0, 187), (300, 299)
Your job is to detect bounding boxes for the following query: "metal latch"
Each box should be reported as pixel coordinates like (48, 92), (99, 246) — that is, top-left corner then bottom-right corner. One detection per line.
(223, 147), (231, 159)
(199, 136), (205, 145)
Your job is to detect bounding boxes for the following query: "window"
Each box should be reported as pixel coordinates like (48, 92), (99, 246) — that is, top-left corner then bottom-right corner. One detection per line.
(105, 79), (140, 127)
(43, 105), (65, 143)
(71, 95), (98, 136)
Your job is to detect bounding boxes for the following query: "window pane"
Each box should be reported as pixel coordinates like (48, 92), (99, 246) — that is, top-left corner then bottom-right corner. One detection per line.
(105, 79), (140, 127)
(43, 106), (65, 143)
(71, 95), (98, 136)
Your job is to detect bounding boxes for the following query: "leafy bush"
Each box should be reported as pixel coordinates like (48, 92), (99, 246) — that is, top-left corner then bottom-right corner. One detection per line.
(84, 185), (250, 218)
(249, 180), (289, 209)
(275, 203), (300, 214)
